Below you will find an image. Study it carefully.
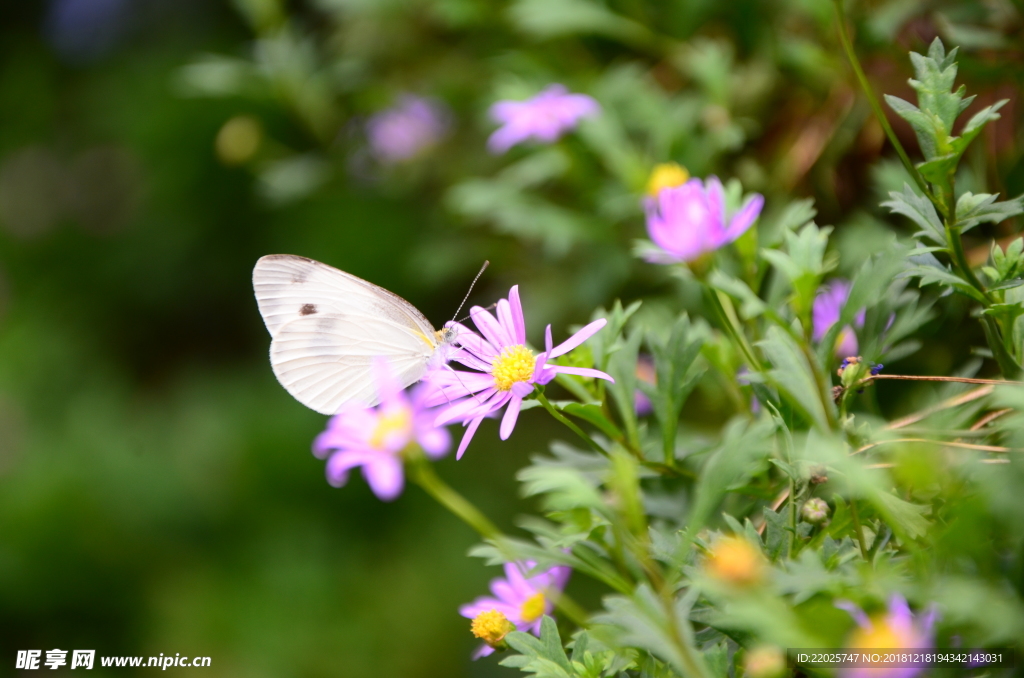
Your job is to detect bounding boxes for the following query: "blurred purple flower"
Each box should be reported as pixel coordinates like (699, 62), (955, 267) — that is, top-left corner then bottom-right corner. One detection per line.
(45, 0), (131, 63)
(366, 96), (450, 163)
(424, 285), (612, 458)
(487, 85), (600, 154)
(644, 176), (764, 263)
(635, 354), (656, 415)
(813, 280), (865, 358)
(460, 561), (571, 658)
(313, 361), (450, 501)
(836, 594), (937, 678)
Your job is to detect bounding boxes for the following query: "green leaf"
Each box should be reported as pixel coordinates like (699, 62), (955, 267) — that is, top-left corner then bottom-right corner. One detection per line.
(606, 329), (643, 448)
(956, 191), (1024, 233)
(646, 314), (705, 462)
(762, 507), (789, 561)
(882, 184), (945, 243)
(870, 491), (931, 540)
(508, 0), (655, 49)
(757, 326), (831, 431)
(708, 270), (767, 319)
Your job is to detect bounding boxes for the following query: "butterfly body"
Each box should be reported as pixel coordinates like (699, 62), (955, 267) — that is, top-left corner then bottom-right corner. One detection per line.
(253, 254), (456, 414)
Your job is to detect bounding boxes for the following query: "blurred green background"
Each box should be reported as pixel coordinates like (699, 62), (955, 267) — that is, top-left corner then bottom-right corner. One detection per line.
(0, 0), (1021, 676)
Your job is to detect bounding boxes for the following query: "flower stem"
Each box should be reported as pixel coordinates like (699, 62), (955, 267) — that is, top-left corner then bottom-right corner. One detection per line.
(408, 457), (502, 540)
(832, 0), (930, 199)
(704, 286), (763, 371)
(849, 499), (869, 560)
(535, 391), (609, 455)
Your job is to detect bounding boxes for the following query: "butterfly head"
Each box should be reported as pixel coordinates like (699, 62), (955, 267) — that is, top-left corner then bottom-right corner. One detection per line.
(437, 322), (459, 346)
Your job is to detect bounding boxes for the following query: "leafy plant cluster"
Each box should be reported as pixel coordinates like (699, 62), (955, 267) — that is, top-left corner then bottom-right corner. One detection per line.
(186, 1), (1024, 676)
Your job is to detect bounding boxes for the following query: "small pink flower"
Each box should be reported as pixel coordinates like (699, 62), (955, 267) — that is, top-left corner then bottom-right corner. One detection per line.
(812, 280), (865, 358)
(424, 285), (613, 458)
(460, 561), (571, 658)
(644, 176), (763, 263)
(835, 594), (938, 678)
(312, 361), (450, 501)
(487, 84), (600, 154)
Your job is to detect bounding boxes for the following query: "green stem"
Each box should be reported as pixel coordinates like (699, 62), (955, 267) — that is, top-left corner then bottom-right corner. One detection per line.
(536, 391), (609, 455)
(408, 457), (502, 540)
(704, 286), (763, 371)
(849, 499), (869, 560)
(800, 341), (840, 431)
(832, 0), (930, 199)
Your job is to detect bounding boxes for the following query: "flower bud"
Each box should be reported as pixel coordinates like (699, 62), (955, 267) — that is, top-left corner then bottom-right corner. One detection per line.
(744, 646), (785, 678)
(801, 497), (830, 524)
(707, 536), (765, 586)
(645, 162), (689, 197)
(470, 609), (516, 649)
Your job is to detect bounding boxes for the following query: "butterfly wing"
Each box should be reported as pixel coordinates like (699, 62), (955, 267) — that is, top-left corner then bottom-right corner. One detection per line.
(269, 313), (434, 414)
(253, 255), (440, 414)
(253, 254), (436, 339)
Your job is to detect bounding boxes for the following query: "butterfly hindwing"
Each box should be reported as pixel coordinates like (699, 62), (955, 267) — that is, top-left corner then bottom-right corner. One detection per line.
(269, 312), (433, 414)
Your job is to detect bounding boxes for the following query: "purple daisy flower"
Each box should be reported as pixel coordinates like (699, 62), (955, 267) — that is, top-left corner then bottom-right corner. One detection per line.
(812, 280), (865, 358)
(424, 285), (613, 458)
(487, 84), (600, 154)
(366, 95), (450, 163)
(312, 361), (451, 501)
(836, 594), (938, 678)
(644, 176), (764, 263)
(460, 561), (571, 658)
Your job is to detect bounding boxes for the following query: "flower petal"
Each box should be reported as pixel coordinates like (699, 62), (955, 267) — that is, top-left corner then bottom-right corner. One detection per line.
(500, 396), (522, 440)
(725, 193), (764, 243)
(456, 416), (484, 460)
(362, 456), (404, 501)
(471, 305), (513, 351)
(509, 285), (526, 344)
(548, 318), (607, 358)
(546, 365), (614, 382)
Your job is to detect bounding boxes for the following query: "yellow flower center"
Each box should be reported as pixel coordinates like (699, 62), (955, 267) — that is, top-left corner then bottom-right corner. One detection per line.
(368, 407), (412, 449)
(491, 344), (536, 391)
(471, 609), (516, 645)
(848, 617), (905, 648)
(646, 162), (689, 197)
(520, 592), (546, 623)
(706, 536), (765, 586)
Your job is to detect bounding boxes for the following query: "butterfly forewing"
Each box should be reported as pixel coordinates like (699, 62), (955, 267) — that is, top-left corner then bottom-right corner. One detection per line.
(253, 255), (436, 339)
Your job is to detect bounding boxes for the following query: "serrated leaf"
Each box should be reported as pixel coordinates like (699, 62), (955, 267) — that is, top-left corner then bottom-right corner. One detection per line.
(882, 184), (945, 243)
(757, 326), (831, 430)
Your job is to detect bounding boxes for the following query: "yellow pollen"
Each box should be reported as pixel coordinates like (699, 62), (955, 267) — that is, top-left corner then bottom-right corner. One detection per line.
(491, 344), (536, 391)
(706, 536), (765, 586)
(471, 609), (516, 645)
(646, 162), (689, 197)
(369, 407), (412, 449)
(520, 592), (546, 623)
(848, 617), (905, 649)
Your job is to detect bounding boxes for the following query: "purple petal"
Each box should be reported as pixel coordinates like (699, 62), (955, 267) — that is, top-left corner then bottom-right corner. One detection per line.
(835, 599), (871, 629)
(472, 644), (495, 659)
(456, 416), (484, 459)
(325, 448), (376, 487)
(454, 322), (498, 360)
(547, 366), (614, 382)
(510, 381), (534, 398)
(704, 176), (726, 240)
(471, 305), (513, 351)
(548, 319), (607, 358)
(362, 456), (404, 501)
(415, 421), (451, 458)
(496, 298), (516, 345)
(836, 327), (859, 358)
(725, 193), (764, 242)
(500, 396), (522, 440)
(509, 286), (526, 344)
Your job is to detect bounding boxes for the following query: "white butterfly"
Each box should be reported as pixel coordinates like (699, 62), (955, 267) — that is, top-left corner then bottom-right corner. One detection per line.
(253, 254), (459, 414)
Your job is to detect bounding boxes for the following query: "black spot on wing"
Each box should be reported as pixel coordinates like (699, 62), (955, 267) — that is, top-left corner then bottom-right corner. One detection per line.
(300, 303), (317, 316)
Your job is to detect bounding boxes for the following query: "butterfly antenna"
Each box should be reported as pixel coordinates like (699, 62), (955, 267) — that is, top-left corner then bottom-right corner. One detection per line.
(450, 261), (490, 324)
(455, 302), (497, 325)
